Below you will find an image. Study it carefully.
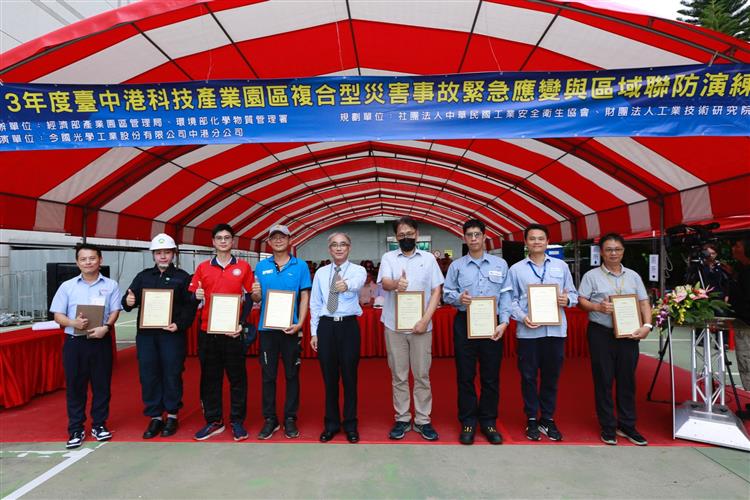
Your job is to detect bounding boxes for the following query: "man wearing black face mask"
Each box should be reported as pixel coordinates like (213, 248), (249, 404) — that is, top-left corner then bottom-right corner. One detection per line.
(377, 217), (444, 441)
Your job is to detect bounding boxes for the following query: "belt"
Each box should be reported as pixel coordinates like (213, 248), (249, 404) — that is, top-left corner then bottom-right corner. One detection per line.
(321, 315), (356, 322)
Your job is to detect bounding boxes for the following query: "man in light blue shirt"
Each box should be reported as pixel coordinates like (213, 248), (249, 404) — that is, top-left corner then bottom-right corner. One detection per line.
(310, 232), (366, 443)
(443, 219), (511, 445)
(377, 217), (444, 441)
(508, 224), (577, 443)
(50, 243), (122, 449)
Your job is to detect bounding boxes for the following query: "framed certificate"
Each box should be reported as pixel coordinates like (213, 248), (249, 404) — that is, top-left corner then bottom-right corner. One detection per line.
(610, 294), (641, 338)
(527, 284), (561, 326)
(262, 289), (296, 330)
(207, 293), (241, 334)
(139, 289), (173, 329)
(395, 291), (424, 332)
(467, 296), (497, 339)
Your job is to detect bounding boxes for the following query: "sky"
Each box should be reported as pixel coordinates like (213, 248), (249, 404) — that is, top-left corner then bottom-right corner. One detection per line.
(589, 0), (685, 20)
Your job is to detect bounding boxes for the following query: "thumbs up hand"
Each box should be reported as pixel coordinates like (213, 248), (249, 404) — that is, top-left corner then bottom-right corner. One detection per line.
(250, 274), (262, 302)
(397, 269), (409, 292)
(459, 290), (472, 306)
(125, 288), (136, 307)
(195, 280), (205, 301)
(72, 312), (89, 330)
(334, 278), (348, 293)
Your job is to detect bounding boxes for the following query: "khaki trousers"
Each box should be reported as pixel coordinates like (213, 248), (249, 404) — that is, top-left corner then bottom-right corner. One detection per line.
(384, 327), (433, 425)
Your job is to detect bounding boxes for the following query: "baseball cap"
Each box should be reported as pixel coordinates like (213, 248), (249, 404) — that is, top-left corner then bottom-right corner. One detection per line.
(268, 224), (291, 237)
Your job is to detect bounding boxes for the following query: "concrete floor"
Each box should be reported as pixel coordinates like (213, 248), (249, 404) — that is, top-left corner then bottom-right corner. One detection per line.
(1, 442), (748, 499)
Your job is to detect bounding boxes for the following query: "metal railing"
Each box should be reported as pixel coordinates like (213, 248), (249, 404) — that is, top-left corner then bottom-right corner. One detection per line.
(0, 270), (47, 325)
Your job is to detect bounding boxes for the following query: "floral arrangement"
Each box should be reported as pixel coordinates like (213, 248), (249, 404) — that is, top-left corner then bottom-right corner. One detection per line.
(652, 283), (728, 328)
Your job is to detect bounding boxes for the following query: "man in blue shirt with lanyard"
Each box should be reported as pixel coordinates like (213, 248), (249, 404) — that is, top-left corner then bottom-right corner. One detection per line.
(310, 232), (366, 443)
(251, 225), (311, 440)
(50, 243), (122, 449)
(443, 219), (512, 445)
(508, 223), (577, 442)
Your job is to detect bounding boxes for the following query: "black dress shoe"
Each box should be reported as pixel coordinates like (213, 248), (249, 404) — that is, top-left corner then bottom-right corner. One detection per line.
(319, 430), (338, 442)
(346, 431), (360, 443)
(161, 417), (179, 437)
(481, 425), (503, 445)
(143, 418), (164, 439)
(459, 425), (475, 445)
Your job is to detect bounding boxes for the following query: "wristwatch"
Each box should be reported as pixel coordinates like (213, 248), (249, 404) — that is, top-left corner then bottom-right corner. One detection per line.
(643, 323), (653, 330)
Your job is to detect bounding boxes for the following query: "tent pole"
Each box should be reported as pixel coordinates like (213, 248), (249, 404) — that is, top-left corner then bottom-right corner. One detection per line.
(573, 233), (581, 288)
(659, 199), (666, 296)
(82, 207), (88, 244)
(570, 218), (580, 286)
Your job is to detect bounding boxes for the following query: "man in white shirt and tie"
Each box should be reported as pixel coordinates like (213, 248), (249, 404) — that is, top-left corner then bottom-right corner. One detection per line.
(310, 232), (366, 443)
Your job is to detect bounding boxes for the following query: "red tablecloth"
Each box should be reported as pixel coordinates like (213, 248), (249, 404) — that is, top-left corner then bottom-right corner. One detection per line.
(0, 326), (118, 408)
(0, 328), (65, 408)
(186, 306), (589, 359)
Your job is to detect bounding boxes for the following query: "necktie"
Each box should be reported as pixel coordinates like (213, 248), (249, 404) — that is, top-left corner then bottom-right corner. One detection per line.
(327, 266), (341, 313)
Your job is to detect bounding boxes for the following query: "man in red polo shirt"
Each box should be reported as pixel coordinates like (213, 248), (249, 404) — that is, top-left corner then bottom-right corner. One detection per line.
(189, 223), (254, 441)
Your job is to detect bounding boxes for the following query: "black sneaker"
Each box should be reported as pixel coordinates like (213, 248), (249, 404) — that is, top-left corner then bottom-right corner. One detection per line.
(257, 418), (280, 440)
(617, 426), (648, 446)
(91, 425), (112, 442)
(194, 421), (225, 441)
(480, 425), (503, 445)
(413, 422), (439, 441)
(231, 422), (248, 441)
(284, 418), (300, 439)
(66, 430), (85, 449)
(600, 429), (618, 445)
(525, 418), (541, 441)
(388, 420), (411, 440)
(459, 425), (475, 445)
(539, 419), (563, 441)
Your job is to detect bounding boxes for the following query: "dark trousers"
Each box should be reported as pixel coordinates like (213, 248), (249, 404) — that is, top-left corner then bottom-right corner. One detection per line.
(259, 329), (301, 421)
(453, 312), (503, 427)
(63, 334), (113, 434)
(197, 331), (247, 424)
(316, 317), (360, 432)
(587, 322), (640, 431)
(136, 332), (186, 417)
(517, 336), (565, 420)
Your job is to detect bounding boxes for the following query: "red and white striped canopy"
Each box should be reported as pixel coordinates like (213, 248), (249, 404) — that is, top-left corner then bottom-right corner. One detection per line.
(1, 0), (749, 251)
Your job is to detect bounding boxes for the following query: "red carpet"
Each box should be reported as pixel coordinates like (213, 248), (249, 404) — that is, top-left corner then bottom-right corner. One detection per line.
(2, 347), (748, 446)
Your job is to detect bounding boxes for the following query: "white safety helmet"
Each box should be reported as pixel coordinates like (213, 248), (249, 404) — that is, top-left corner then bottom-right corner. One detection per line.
(149, 233), (177, 251)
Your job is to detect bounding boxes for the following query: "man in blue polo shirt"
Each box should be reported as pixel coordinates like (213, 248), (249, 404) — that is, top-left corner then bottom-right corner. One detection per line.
(508, 223), (577, 443)
(251, 225), (311, 439)
(50, 243), (122, 449)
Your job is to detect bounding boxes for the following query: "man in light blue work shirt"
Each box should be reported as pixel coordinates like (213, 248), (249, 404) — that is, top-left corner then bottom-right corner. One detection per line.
(309, 232), (366, 443)
(443, 219), (512, 445)
(378, 217), (444, 441)
(508, 223), (577, 443)
(50, 243), (122, 449)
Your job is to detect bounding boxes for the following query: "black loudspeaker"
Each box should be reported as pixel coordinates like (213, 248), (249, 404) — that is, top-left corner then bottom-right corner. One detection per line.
(46, 263), (111, 320)
(501, 241), (525, 267)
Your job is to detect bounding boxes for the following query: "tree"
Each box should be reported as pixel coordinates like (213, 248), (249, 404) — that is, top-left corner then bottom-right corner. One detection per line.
(678, 0), (750, 40)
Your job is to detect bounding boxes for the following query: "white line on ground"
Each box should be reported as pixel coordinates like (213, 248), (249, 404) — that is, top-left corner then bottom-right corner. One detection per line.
(2, 443), (106, 500)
